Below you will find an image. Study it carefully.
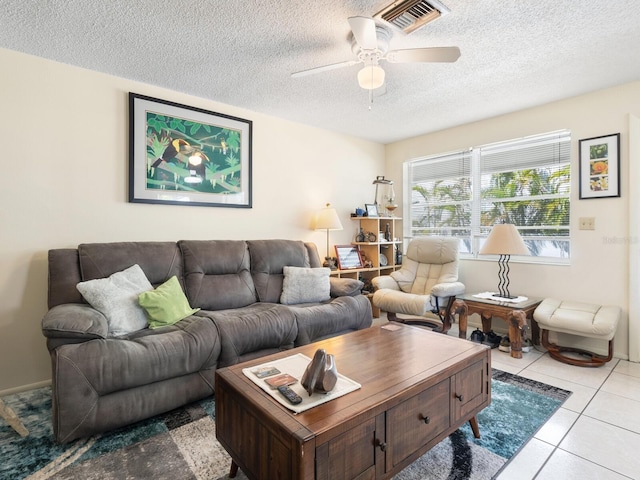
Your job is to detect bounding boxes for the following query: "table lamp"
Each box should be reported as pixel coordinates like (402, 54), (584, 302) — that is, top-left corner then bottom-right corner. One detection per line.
(479, 224), (529, 299)
(315, 203), (343, 269)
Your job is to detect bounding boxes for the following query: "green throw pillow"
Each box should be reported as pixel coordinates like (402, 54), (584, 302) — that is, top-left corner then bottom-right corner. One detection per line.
(138, 276), (200, 329)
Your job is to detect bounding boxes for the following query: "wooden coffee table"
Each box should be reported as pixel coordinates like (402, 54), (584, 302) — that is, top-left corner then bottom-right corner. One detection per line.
(215, 324), (491, 480)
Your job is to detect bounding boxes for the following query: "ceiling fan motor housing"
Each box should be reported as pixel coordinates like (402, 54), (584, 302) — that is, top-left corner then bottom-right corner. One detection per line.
(351, 26), (390, 64)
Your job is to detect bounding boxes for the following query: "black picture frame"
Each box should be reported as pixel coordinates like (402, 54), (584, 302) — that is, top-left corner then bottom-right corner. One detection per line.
(129, 93), (252, 208)
(578, 133), (620, 199)
(334, 245), (364, 270)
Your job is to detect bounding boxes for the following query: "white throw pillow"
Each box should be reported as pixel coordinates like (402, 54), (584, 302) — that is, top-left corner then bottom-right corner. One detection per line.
(280, 266), (331, 305)
(76, 264), (153, 336)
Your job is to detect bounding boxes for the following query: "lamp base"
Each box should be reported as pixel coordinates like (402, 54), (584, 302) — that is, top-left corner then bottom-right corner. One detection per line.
(491, 293), (518, 300)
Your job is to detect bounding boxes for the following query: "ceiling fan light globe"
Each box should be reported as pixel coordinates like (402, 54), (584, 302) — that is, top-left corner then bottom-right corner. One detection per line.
(358, 65), (385, 90)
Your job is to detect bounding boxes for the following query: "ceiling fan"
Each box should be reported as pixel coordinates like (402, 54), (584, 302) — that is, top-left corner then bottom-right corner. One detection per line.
(291, 16), (460, 90)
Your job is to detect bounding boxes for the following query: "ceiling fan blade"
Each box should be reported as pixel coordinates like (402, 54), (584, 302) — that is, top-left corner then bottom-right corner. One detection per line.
(291, 60), (359, 78)
(348, 16), (378, 50)
(386, 47), (461, 63)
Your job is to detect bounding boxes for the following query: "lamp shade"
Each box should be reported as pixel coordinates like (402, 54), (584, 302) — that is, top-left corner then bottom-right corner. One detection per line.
(315, 204), (343, 231)
(479, 224), (529, 256)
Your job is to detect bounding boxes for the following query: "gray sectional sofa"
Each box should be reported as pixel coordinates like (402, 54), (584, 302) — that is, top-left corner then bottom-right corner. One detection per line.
(42, 239), (372, 443)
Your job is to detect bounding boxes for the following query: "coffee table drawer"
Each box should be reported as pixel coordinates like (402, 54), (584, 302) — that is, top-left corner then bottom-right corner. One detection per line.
(385, 379), (450, 469)
(316, 416), (379, 480)
(452, 359), (488, 422)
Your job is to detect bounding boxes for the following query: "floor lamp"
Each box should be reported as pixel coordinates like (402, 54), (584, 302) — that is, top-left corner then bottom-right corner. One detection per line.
(315, 203), (343, 270)
(479, 224), (529, 299)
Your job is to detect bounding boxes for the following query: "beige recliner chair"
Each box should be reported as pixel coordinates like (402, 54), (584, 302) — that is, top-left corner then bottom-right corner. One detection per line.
(372, 236), (465, 332)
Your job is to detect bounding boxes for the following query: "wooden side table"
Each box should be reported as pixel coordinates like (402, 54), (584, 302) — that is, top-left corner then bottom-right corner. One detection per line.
(0, 398), (29, 437)
(452, 294), (542, 359)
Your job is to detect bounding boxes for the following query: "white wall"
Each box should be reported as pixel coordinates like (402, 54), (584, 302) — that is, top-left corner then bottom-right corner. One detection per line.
(0, 47), (385, 392)
(386, 81), (640, 359)
(2, 46), (637, 393)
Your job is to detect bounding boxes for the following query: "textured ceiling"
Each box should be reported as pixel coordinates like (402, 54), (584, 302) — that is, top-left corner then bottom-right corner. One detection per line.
(2, 0), (640, 143)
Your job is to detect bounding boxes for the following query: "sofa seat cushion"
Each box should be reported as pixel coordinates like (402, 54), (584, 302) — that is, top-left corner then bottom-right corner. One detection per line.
(53, 315), (220, 397)
(292, 295), (373, 346)
(199, 303), (297, 367)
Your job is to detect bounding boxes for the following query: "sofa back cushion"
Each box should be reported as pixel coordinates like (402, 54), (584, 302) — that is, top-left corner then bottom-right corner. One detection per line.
(47, 239), (325, 310)
(78, 242), (183, 286)
(179, 240), (257, 310)
(247, 240), (312, 303)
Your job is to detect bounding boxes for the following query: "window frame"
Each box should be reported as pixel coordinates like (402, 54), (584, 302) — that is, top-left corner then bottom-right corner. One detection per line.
(403, 130), (571, 265)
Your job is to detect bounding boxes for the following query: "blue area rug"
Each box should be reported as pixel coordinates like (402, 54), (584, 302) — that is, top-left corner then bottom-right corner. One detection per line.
(0, 369), (570, 480)
(461, 370), (570, 459)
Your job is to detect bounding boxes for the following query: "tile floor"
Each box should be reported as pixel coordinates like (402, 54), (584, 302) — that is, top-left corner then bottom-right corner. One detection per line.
(375, 315), (640, 479)
(492, 345), (640, 480)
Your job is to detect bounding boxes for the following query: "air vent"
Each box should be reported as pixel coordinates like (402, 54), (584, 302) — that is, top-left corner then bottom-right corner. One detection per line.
(374, 0), (450, 34)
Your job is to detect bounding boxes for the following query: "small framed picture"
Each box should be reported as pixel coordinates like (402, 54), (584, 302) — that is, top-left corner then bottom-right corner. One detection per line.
(365, 203), (379, 217)
(579, 133), (620, 199)
(334, 245), (364, 270)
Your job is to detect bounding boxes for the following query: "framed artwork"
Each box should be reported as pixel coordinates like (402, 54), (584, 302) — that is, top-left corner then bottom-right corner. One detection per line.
(365, 203), (379, 217)
(129, 93), (252, 207)
(579, 133), (620, 199)
(335, 245), (364, 270)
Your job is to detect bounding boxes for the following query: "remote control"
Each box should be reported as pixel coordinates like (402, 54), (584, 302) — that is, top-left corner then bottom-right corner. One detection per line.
(277, 385), (302, 405)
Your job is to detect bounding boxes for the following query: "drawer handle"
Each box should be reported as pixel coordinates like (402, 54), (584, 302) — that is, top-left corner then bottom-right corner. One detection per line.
(378, 441), (387, 452)
(455, 393), (464, 402)
(420, 414), (430, 424)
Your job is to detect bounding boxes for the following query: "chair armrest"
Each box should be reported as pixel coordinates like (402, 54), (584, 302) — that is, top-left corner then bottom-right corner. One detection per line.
(371, 275), (400, 291)
(431, 282), (466, 297)
(41, 303), (108, 341)
(329, 277), (364, 297)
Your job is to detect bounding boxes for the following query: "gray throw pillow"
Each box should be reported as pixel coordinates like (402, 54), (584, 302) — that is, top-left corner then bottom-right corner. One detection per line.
(76, 264), (153, 336)
(280, 266), (331, 305)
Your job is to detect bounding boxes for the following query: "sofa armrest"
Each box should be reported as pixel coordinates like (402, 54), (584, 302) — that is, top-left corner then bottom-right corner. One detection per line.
(371, 275), (400, 291)
(431, 281), (465, 297)
(42, 303), (108, 341)
(329, 277), (364, 297)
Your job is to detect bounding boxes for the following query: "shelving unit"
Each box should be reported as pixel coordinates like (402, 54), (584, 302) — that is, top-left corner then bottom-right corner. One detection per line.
(330, 215), (402, 283)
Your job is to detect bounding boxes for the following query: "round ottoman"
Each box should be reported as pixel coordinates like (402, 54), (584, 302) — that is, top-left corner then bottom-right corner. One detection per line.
(533, 298), (620, 367)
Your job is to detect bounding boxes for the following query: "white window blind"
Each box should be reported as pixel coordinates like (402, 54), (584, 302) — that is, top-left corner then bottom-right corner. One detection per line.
(405, 130), (571, 261)
(408, 150), (473, 252)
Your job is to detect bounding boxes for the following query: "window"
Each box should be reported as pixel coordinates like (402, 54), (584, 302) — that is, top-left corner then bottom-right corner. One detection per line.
(405, 130), (571, 262)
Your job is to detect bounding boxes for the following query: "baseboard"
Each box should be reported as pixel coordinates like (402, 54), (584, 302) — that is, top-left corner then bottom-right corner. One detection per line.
(0, 379), (51, 397)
